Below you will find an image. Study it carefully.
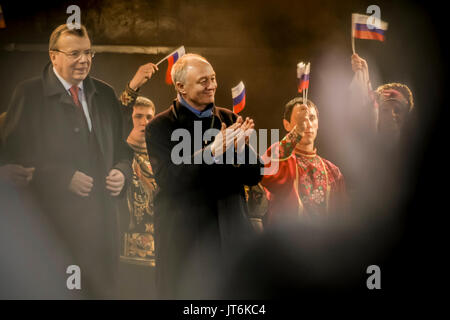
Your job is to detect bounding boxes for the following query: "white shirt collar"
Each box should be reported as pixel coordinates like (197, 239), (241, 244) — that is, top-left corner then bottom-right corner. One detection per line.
(53, 67), (83, 92)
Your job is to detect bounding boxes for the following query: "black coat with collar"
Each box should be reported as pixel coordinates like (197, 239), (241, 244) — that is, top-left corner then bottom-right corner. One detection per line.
(145, 99), (263, 298)
(3, 63), (132, 181)
(1, 63), (133, 272)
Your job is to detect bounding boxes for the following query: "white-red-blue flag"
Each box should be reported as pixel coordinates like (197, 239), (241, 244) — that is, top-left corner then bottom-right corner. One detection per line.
(0, 5), (6, 29)
(297, 62), (310, 92)
(232, 81), (246, 114)
(163, 46), (185, 84)
(352, 13), (388, 42)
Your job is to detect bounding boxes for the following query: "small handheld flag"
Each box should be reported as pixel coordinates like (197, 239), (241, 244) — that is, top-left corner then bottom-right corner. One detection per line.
(351, 13), (388, 53)
(0, 5), (6, 29)
(297, 62), (310, 92)
(155, 46), (185, 84)
(231, 81), (246, 114)
(297, 62), (310, 103)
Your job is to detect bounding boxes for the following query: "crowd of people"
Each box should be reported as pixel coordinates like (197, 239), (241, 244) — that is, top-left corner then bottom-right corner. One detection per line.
(0, 23), (415, 299)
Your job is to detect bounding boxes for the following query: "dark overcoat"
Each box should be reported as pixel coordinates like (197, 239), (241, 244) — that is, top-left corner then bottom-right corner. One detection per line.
(1, 63), (133, 297)
(145, 99), (263, 298)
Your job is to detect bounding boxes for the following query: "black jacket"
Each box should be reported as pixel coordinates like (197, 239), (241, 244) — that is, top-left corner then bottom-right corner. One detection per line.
(2, 63), (132, 183)
(0, 63), (133, 297)
(145, 99), (263, 298)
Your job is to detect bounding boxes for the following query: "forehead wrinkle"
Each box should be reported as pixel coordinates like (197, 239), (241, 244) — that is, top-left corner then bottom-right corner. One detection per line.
(56, 35), (91, 51)
(185, 64), (215, 83)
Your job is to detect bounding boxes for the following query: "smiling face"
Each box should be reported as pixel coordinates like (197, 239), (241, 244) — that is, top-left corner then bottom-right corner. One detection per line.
(176, 59), (217, 110)
(284, 103), (319, 147)
(129, 105), (155, 144)
(50, 33), (92, 85)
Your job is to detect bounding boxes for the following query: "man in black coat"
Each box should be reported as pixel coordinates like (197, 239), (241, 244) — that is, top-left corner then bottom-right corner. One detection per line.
(1, 24), (133, 298)
(145, 53), (263, 298)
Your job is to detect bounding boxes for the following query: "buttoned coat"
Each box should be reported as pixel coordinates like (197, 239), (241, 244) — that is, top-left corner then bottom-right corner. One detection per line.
(1, 63), (133, 297)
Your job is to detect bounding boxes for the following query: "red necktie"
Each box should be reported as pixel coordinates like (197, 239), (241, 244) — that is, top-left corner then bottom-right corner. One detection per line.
(69, 85), (82, 108)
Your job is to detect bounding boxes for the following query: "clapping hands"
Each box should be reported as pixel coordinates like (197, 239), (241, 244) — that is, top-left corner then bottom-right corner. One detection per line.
(210, 116), (255, 157)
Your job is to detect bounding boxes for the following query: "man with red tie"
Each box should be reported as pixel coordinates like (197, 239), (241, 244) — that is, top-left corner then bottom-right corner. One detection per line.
(1, 24), (133, 298)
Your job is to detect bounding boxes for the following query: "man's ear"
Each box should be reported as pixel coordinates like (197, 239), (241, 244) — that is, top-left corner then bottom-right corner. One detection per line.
(175, 81), (186, 95)
(49, 51), (57, 65)
(283, 119), (291, 132)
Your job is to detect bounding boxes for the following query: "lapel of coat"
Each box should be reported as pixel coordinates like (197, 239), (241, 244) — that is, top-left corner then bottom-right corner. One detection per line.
(42, 63), (105, 157)
(42, 63), (76, 109)
(212, 104), (225, 127)
(83, 76), (106, 157)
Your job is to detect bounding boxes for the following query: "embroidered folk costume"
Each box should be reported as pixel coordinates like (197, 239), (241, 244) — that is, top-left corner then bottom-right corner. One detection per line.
(261, 128), (347, 224)
(119, 85), (158, 266)
(122, 140), (158, 265)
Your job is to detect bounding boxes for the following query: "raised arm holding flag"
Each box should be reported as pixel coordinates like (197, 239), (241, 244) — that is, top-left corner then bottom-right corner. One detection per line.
(350, 13), (388, 93)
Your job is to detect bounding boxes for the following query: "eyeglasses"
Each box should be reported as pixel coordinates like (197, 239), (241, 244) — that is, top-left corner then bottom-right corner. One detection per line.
(52, 49), (95, 60)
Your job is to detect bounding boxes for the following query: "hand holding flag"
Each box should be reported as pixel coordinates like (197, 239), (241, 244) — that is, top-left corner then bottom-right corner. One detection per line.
(351, 53), (371, 92)
(129, 62), (159, 91)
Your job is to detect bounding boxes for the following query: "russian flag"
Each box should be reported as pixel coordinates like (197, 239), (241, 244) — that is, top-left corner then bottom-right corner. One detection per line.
(0, 5), (6, 29)
(297, 62), (310, 92)
(165, 46), (185, 84)
(352, 13), (388, 42)
(232, 81), (246, 114)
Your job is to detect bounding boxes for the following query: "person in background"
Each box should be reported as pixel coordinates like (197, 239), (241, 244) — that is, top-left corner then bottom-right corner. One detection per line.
(261, 97), (347, 225)
(119, 95), (159, 298)
(146, 53), (263, 298)
(1, 24), (133, 298)
(116, 62), (159, 298)
(351, 53), (414, 142)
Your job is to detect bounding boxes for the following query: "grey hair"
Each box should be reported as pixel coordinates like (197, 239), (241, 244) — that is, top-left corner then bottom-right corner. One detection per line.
(170, 53), (209, 85)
